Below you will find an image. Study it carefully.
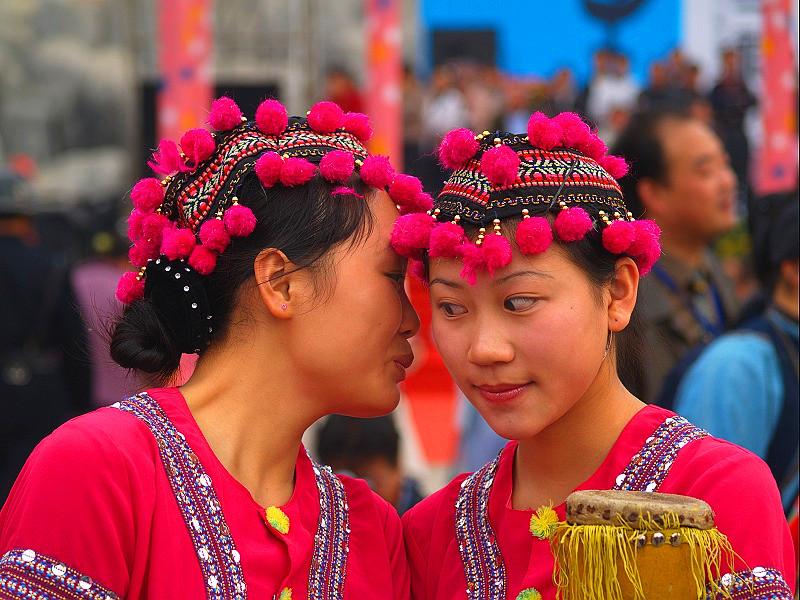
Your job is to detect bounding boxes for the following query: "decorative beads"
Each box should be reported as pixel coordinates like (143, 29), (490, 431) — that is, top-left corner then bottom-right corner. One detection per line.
(708, 567), (792, 599)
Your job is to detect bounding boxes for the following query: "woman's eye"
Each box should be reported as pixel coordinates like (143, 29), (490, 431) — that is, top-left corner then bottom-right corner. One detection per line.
(438, 302), (467, 317)
(503, 296), (537, 312)
(387, 272), (405, 285)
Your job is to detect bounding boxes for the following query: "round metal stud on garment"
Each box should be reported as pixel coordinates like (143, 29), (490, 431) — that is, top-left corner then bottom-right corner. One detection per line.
(635, 534), (646, 548)
(79, 576), (93, 590)
(191, 302), (198, 309)
(175, 272), (181, 279)
(721, 573), (734, 588)
(183, 285), (190, 292)
(165, 266), (171, 271)
(669, 532), (681, 546)
(21, 549), (36, 562)
(651, 532), (665, 547)
(51, 563), (67, 577)
(752, 567), (767, 578)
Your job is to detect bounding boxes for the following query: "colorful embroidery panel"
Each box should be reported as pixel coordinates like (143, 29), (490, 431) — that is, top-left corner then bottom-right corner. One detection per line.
(707, 567), (793, 599)
(116, 394), (247, 600)
(613, 416), (708, 493)
(454, 455), (507, 600)
(0, 548), (118, 600)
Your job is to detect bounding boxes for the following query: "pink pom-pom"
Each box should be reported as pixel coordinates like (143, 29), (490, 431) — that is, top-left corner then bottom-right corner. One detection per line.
(553, 112), (592, 151)
(429, 222), (466, 258)
(582, 135), (608, 161)
(209, 96), (243, 131)
(482, 234), (513, 276)
(629, 219), (662, 275)
(307, 101), (345, 133)
(515, 216), (553, 255)
(223, 203), (257, 237)
(131, 178), (165, 212)
(279, 157), (316, 187)
(459, 242), (485, 285)
(255, 99), (288, 135)
(480, 145), (520, 187)
(408, 259), (427, 284)
(188, 245), (218, 276)
(388, 174), (424, 204)
(343, 112), (373, 142)
(599, 155), (629, 179)
(127, 209), (146, 241)
(116, 271), (144, 304)
(554, 207), (593, 242)
(400, 191), (434, 215)
(147, 140), (189, 177)
(180, 128), (215, 167)
(161, 227), (196, 260)
(601, 220), (636, 254)
(438, 128), (480, 170)
(128, 242), (156, 268)
(390, 213), (434, 259)
(319, 150), (355, 183)
(199, 218), (231, 253)
(360, 155), (395, 189)
(527, 112), (562, 150)
(140, 213), (170, 244)
(254, 152), (283, 188)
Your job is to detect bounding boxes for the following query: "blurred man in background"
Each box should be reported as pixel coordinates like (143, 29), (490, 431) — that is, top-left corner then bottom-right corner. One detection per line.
(613, 110), (740, 403)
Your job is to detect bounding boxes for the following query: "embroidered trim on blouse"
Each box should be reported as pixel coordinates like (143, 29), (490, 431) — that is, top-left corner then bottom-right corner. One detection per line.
(613, 415), (708, 492)
(453, 416), (707, 599)
(454, 454), (507, 600)
(707, 567), (793, 599)
(0, 548), (118, 599)
(117, 393), (247, 600)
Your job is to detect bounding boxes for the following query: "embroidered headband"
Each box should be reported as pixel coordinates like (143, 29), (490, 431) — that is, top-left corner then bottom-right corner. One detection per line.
(390, 111), (662, 284)
(117, 96), (431, 352)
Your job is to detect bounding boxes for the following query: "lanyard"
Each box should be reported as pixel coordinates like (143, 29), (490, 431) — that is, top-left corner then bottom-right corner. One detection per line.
(651, 263), (726, 338)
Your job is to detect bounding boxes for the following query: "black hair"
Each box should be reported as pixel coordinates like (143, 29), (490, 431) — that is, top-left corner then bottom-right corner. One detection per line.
(109, 172), (374, 380)
(316, 415), (400, 469)
(611, 109), (693, 218)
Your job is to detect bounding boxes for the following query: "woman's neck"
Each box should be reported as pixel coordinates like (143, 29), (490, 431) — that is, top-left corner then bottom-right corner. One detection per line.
(512, 364), (644, 510)
(179, 326), (319, 508)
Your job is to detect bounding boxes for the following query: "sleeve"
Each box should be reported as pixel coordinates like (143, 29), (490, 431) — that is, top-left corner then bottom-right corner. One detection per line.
(674, 334), (783, 457)
(402, 506), (429, 600)
(0, 416), (146, 598)
(677, 441), (796, 598)
(381, 498), (410, 600)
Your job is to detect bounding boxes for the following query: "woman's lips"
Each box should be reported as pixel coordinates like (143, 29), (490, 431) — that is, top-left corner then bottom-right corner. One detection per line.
(475, 383), (531, 403)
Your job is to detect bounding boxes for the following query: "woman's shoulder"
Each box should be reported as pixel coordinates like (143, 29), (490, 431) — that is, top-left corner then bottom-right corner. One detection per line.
(402, 471), (470, 534)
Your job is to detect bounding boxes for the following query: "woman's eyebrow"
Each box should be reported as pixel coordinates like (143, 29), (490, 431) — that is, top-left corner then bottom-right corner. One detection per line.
(495, 270), (553, 284)
(429, 278), (463, 289)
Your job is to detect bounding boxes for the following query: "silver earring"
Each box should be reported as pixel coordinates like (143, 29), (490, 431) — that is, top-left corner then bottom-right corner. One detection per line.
(603, 331), (614, 360)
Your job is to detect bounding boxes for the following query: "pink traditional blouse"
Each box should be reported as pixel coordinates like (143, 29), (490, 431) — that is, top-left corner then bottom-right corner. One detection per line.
(403, 405), (796, 600)
(0, 387), (409, 599)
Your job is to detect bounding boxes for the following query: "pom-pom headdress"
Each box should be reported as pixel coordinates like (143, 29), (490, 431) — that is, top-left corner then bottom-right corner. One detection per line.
(118, 96), (427, 352)
(390, 112), (661, 282)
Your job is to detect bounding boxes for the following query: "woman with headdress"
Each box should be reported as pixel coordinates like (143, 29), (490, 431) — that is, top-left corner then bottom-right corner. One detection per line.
(393, 114), (796, 599)
(0, 96), (424, 599)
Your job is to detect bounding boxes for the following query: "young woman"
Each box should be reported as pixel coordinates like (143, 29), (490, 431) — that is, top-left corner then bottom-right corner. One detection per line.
(0, 97), (425, 599)
(391, 114), (796, 599)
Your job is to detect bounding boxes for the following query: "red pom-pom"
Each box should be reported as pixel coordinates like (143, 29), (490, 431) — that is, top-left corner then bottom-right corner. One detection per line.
(307, 101), (345, 133)
(459, 242), (485, 285)
(128, 241), (157, 268)
(199, 218), (231, 253)
(161, 227), (196, 260)
(279, 157), (316, 186)
(515, 216), (553, 255)
(209, 96), (243, 131)
(527, 112), (562, 150)
(601, 220), (636, 254)
(582, 135), (608, 161)
(147, 140), (190, 177)
(390, 213), (434, 259)
(388, 174), (423, 204)
(254, 152), (283, 188)
(629, 219), (662, 275)
(319, 150), (355, 183)
(400, 191), (434, 215)
(599, 155), (629, 179)
(408, 259), (427, 284)
(255, 99), (288, 135)
(553, 112), (592, 151)
(429, 222), (466, 258)
(180, 128), (215, 167)
(223, 203), (257, 237)
(140, 213), (170, 245)
(343, 112), (373, 142)
(438, 128), (479, 169)
(116, 271), (144, 304)
(482, 234), (513, 276)
(188, 245), (218, 276)
(360, 155), (395, 189)
(127, 209), (146, 241)
(131, 178), (165, 212)
(554, 207), (593, 241)
(480, 145), (519, 187)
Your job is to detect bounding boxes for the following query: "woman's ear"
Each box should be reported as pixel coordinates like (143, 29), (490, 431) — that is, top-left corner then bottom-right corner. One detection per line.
(253, 248), (298, 320)
(608, 256), (639, 332)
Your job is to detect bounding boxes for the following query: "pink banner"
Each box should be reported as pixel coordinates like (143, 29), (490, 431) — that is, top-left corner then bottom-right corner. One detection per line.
(757, 0), (798, 195)
(157, 0), (214, 142)
(365, 0), (403, 167)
